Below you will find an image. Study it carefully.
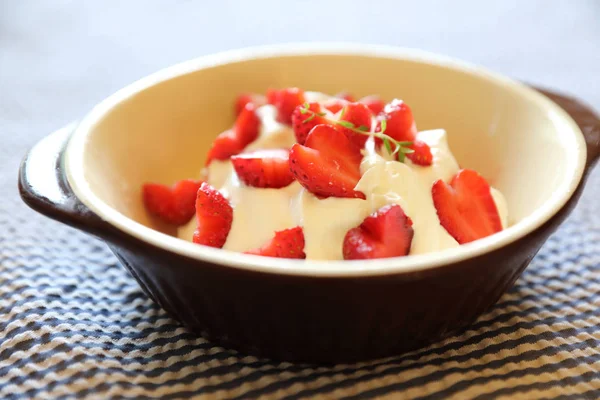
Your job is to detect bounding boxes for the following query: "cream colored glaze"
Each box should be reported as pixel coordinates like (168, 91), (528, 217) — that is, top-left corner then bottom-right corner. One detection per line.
(179, 105), (508, 259)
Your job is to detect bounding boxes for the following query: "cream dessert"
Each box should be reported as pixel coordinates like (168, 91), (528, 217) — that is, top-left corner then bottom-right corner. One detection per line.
(142, 88), (508, 261)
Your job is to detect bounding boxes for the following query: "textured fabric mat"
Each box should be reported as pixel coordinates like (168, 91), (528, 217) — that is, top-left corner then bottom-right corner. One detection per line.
(2, 1), (600, 399)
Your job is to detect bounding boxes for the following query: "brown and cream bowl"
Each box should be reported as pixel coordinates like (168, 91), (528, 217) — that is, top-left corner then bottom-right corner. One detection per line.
(19, 44), (600, 363)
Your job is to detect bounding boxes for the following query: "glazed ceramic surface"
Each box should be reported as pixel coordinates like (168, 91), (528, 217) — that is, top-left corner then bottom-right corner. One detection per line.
(19, 45), (600, 363)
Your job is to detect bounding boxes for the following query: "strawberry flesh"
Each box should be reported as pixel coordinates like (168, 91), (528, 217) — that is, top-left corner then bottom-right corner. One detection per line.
(234, 93), (266, 116)
(291, 102), (330, 145)
(359, 95), (385, 115)
(338, 102), (373, 149)
(234, 102), (261, 146)
(432, 169), (502, 244)
(323, 98), (349, 114)
(335, 92), (356, 102)
(206, 103), (260, 165)
(231, 149), (295, 188)
(245, 226), (306, 258)
(267, 87), (305, 124)
(193, 183), (233, 248)
(376, 99), (417, 142)
(406, 140), (433, 166)
(142, 179), (203, 226)
(343, 204), (414, 259)
(289, 124), (365, 199)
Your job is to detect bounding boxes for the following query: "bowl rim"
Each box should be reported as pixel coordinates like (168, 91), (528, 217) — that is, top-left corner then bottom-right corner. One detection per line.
(64, 43), (587, 277)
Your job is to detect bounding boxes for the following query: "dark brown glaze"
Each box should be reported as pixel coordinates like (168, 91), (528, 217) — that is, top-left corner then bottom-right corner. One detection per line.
(18, 89), (600, 363)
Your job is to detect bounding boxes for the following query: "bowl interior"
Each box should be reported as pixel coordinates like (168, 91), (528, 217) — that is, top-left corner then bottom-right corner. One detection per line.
(65, 46), (585, 273)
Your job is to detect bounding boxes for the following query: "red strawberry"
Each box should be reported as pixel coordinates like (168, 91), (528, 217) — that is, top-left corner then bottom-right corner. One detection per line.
(234, 102), (261, 145)
(206, 103), (260, 165)
(359, 95), (385, 115)
(205, 129), (243, 165)
(406, 140), (433, 166)
(231, 149), (295, 188)
(245, 226), (306, 258)
(323, 98), (349, 114)
(291, 102), (330, 144)
(376, 99), (417, 142)
(234, 93), (266, 116)
(193, 183), (233, 248)
(432, 169), (502, 244)
(142, 179), (203, 226)
(335, 91), (356, 102)
(289, 124), (365, 199)
(343, 204), (414, 260)
(338, 102), (373, 149)
(267, 87), (305, 124)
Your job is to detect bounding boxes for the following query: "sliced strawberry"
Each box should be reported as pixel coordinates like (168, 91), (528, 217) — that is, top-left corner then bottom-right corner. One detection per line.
(193, 183), (233, 248)
(406, 140), (433, 166)
(359, 95), (385, 115)
(338, 102), (373, 149)
(289, 124), (365, 199)
(267, 87), (305, 124)
(234, 102), (261, 146)
(323, 98), (349, 114)
(291, 102), (331, 144)
(343, 204), (414, 260)
(432, 169), (502, 244)
(206, 103), (260, 165)
(245, 226), (306, 258)
(335, 92), (356, 102)
(142, 179), (203, 226)
(376, 99), (417, 142)
(231, 149), (294, 188)
(205, 129), (243, 165)
(234, 93), (266, 116)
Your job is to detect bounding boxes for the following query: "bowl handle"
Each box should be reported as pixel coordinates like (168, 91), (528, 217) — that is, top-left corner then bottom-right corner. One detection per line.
(537, 88), (600, 173)
(18, 123), (123, 242)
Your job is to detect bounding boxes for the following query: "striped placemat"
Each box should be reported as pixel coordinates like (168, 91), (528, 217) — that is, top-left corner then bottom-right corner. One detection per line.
(1, 154), (599, 399)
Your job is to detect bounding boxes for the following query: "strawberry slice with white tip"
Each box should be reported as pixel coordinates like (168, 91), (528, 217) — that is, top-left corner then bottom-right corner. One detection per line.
(193, 183), (233, 248)
(289, 124), (365, 199)
(231, 149), (295, 188)
(343, 204), (414, 259)
(432, 169), (502, 244)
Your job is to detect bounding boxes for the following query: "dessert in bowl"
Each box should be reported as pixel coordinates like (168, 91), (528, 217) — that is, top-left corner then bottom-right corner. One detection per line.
(19, 44), (599, 363)
(145, 87), (510, 260)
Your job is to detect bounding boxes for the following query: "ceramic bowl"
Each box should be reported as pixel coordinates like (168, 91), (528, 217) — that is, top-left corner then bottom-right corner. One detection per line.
(19, 44), (600, 363)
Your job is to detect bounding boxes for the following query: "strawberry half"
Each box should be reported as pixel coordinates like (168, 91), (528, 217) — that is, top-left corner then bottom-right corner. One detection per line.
(289, 124), (365, 199)
(193, 183), (233, 248)
(343, 204), (414, 260)
(205, 129), (243, 165)
(432, 169), (502, 244)
(291, 102), (330, 145)
(234, 102), (261, 146)
(245, 226), (306, 259)
(231, 149), (295, 188)
(376, 99), (417, 142)
(359, 95), (385, 115)
(323, 98), (349, 114)
(267, 87), (306, 124)
(206, 103), (260, 165)
(338, 102), (373, 149)
(234, 93), (266, 116)
(406, 140), (433, 166)
(335, 91), (356, 102)
(142, 179), (203, 226)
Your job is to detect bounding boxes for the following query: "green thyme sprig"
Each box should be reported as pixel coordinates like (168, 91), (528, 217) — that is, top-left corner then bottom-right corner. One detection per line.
(300, 102), (414, 162)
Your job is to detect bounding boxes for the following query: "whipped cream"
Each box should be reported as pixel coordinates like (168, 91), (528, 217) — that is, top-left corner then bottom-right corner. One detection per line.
(179, 95), (509, 260)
